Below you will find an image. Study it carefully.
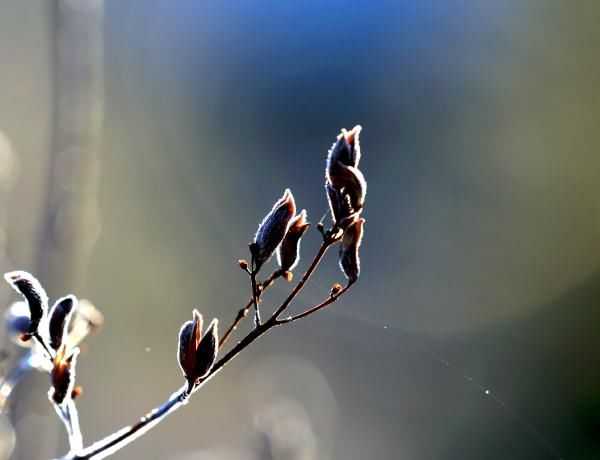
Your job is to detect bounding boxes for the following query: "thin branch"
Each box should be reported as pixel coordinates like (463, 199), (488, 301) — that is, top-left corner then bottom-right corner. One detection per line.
(32, 332), (85, 456)
(269, 236), (337, 323)
(33, 332), (55, 360)
(55, 400), (83, 455)
(61, 232), (340, 459)
(250, 255), (261, 327)
(219, 299), (252, 349)
(220, 270), (281, 349)
(276, 282), (353, 324)
(62, 386), (189, 460)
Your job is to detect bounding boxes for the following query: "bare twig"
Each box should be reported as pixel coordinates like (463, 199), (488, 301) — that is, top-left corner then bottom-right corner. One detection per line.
(55, 400), (83, 456)
(250, 259), (261, 327)
(60, 232), (342, 460)
(31, 333), (84, 456)
(277, 282), (353, 324)
(220, 270), (281, 349)
(5, 124), (367, 460)
(269, 235), (338, 323)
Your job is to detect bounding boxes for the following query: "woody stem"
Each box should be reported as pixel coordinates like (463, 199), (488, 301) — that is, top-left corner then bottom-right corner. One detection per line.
(60, 232), (341, 460)
(250, 255), (261, 327)
(220, 270), (281, 349)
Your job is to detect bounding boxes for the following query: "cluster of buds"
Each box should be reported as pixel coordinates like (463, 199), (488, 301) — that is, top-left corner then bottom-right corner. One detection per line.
(177, 309), (219, 392)
(325, 126), (367, 283)
(251, 189), (310, 279)
(3, 271), (101, 406)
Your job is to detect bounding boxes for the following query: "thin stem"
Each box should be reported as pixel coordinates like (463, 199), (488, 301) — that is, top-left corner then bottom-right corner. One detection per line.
(60, 232), (342, 460)
(219, 299), (252, 349)
(250, 255), (261, 327)
(220, 270), (281, 349)
(67, 324), (268, 460)
(277, 282), (353, 324)
(269, 237), (336, 323)
(33, 332), (55, 360)
(64, 386), (189, 460)
(55, 400), (83, 455)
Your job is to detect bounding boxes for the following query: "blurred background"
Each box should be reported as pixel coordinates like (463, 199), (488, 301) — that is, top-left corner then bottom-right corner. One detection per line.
(0, 0), (599, 459)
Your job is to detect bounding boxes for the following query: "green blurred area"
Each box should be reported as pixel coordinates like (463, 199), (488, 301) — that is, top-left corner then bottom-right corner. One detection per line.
(1, 0), (600, 459)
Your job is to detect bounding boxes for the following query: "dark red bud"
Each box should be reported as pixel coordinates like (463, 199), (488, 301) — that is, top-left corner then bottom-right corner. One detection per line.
(331, 283), (343, 296)
(177, 310), (202, 381)
(49, 344), (80, 406)
(277, 210), (310, 272)
(4, 271), (48, 336)
(48, 295), (76, 351)
(339, 218), (365, 283)
(254, 189), (296, 267)
(326, 125), (362, 169)
(193, 319), (218, 382)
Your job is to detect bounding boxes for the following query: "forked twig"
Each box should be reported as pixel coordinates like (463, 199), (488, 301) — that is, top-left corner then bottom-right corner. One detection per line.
(2, 125), (367, 460)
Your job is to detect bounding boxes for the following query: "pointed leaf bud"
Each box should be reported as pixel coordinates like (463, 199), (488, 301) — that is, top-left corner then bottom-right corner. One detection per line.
(4, 271), (48, 337)
(194, 319), (218, 381)
(238, 259), (249, 271)
(326, 182), (357, 229)
(177, 310), (202, 382)
(254, 189), (296, 267)
(339, 218), (365, 283)
(325, 182), (343, 223)
(49, 344), (80, 406)
(326, 125), (362, 169)
(48, 295), (76, 351)
(277, 210), (310, 272)
(327, 162), (367, 213)
(331, 283), (343, 296)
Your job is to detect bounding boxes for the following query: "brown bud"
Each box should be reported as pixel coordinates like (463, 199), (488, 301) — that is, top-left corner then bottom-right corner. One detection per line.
(339, 218), (365, 283)
(48, 295), (76, 351)
(331, 283), (343, 296)
(324, 126), (366, 228)
(326, 125), (362, 169)
(193, 318), (218, 381)
(4, 271), (48, 337)
(49, 344), (80, 406)
(283, 271), (293, 282)
(326, 182), (358, 229)
(254, 189), (296, 267)
(277, 210), (310, 272)
(177, 312), (219, 389)
(238, 259), (249, 271)
(71, 386), (83, 400)
(177, 310), (202, 382)
(327, 162), (367, 213)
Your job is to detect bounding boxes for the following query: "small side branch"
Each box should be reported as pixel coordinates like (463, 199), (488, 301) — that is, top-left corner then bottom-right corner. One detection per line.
(250, 255), (261, 327)
(269, 237), (337, 323)
(61, 234), (340, 460)
(277, 282), (353, 324)
(220, 270), (281, 349)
